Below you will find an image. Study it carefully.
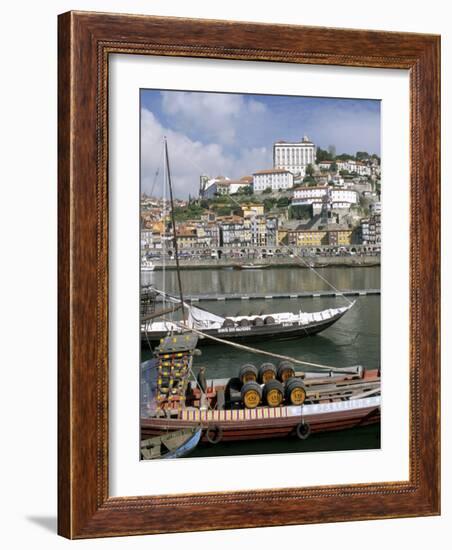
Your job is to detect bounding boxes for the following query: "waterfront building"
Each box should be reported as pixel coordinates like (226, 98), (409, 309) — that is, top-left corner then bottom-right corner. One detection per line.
(141, 228), (163, 252)
(204, 224), (220, 248)
(219, 221), (252, 248)
(176, 230), (198, 250)
(265, 217), (279, 247)
(360, 214), (381, 245)
(285, 227), (355, 247)
(252, 168), (294, 193)
(326, 229), (355, 246)
(273, 136), (316, 175)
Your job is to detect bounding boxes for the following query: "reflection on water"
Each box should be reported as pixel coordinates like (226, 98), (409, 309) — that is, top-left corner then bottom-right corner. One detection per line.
(142, 265), (380, 296)
(141, 266), (381, 457)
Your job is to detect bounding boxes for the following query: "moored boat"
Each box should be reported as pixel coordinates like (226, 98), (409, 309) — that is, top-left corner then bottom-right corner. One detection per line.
(140, 334), (380, 448)
(141, 427), (202, 459)
(141, 289), (354, 346)
(141, 259), (155, 272)
(237, 263), (270, 270)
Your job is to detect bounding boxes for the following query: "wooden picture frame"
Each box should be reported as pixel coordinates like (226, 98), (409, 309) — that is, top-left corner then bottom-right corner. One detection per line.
(58, 11), (440, 538)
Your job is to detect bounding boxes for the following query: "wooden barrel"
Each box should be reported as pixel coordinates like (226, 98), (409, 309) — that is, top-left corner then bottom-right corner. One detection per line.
(239, 318), (250, 327)
(285, 377), (307, 405)
(258, 362), (277, 383)
(253, 317), (265, 327)
(277, 360), (295, 382)
(264, 316), (275, 325)
(239, 363), (258, 383)
(225, 377), (242, 405)
(222, 318), (235, 328)
(241, 381), (262, 409)
(263, 380), (284, 407)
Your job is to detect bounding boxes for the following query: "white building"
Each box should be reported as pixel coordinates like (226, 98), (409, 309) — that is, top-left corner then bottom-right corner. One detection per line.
(330, 188), (358, 206)
(200, 175), (230, 198)
(273, 136), (316, 175)
(292, 186), (329, 204)
(228, 180), (251, 194)
(292, 186), (358, 210)
(318, 160), (335, 171)
(336, 160), (371, 176)
(252, 169), (294, 193)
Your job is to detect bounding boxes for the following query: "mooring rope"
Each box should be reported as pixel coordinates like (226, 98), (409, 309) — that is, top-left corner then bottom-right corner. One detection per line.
(162, 317), (359, 374)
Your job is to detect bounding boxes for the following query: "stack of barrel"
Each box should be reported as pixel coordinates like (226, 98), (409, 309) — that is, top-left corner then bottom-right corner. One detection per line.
(236, 361), (307, 409)
(154, 335), (198, 412)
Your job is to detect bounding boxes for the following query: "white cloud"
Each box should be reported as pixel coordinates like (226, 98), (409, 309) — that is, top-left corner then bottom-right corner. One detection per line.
(160, 91), (268, 146)
(141, 108), (270, 198)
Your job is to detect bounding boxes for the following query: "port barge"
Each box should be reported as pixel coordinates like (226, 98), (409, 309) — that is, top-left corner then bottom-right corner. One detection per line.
(140, 335), (380, 452)
(141, 288), (354, 347)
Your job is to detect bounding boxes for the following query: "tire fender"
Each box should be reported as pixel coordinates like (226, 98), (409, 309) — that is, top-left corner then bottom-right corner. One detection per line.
(296, 421), (311, 440)
(205, 425), (223, 444)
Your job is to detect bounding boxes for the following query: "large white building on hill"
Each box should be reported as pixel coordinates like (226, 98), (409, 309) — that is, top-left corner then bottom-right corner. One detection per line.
(273, 135), (316, 176)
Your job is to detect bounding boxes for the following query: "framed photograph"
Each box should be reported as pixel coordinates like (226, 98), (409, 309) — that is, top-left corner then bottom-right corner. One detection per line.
(58, 11), (440, 538)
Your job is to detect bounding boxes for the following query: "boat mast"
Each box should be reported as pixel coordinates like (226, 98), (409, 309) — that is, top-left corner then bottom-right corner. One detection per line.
(164, 137), (187, 324)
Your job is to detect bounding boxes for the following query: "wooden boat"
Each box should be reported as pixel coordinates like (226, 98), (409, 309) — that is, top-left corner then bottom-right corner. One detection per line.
(140, 335), (380, 447)
(237, 264), (270, 270)
(141, 289), (354, 347)
(141, 427), (202, 459)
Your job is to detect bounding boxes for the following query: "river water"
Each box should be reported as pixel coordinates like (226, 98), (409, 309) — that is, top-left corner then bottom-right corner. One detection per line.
(142, 266), (381, 457)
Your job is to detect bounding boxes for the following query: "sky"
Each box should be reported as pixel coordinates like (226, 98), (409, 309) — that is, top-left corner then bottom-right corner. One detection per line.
(140, 89), (380, 198)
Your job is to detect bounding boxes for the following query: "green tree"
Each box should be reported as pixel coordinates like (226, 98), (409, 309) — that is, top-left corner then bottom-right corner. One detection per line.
(316, 147), (332, 162)
(330, 162), (338, 172)
(305, 163), (315, 177)
(289, 204), (311, 220)
(276, 196), (289, 207)
(336, 153), (354, 161)
(262, 186), (273, 194)
(356, 151), (369, 161)
(263, 198), (277, 211)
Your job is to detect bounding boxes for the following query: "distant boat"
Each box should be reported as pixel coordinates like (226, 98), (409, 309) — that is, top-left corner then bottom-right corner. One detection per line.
(237, 264), (270, 270)
(141, 427), (202, 459)
(141, 259), (155, 272)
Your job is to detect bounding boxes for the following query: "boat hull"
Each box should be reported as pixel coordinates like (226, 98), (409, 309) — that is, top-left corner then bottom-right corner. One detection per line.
(141, 399), (380, 444)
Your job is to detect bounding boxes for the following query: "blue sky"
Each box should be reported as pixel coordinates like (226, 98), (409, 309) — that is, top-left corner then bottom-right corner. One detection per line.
(141, 89), (380, 198)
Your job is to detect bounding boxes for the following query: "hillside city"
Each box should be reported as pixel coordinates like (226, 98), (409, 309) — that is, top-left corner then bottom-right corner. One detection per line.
(141, 136), (381, 265)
